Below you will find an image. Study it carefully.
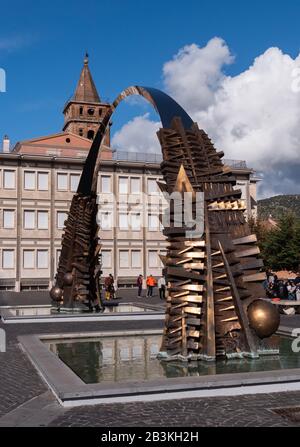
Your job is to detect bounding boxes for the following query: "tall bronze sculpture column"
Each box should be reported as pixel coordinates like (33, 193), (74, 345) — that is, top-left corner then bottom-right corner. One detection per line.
(156, 117), (279, 360)
(50, 86), (279, 358)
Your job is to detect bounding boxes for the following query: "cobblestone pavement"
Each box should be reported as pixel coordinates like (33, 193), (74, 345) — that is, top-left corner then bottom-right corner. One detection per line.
(48, 392), (300, 427)
(0, 289), (163, 420)
(0, 337), (47, 418)
(1, 289), (300, 427)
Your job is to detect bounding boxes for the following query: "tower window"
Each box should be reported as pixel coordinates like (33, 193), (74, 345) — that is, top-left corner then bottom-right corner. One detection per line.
(99, 109), (102, 117)
(79, 128), (83, 136)
(87, 130), (95, 140)
(79, 107), (83, 115)
(87, 108), (94, 116)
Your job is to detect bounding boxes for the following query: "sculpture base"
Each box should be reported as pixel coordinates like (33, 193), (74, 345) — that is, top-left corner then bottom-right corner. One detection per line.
(157, 347), (280, 362)
(58, 300), (92, 313)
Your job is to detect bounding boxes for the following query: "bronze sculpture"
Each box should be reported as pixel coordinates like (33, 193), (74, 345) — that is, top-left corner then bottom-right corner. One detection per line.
(50, 86), (279, 360)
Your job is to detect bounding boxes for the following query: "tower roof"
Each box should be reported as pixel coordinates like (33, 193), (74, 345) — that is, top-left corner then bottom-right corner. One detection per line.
(72, 53), (101, 103)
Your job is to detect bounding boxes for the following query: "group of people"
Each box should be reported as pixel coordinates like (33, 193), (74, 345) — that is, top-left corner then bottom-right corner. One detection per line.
(104, 273), (167, 300)
(137, 274), (166, 299)
(264, 271), (300, 300)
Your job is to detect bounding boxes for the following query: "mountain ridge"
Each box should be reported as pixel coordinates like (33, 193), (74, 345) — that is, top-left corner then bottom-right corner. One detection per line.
(257, 194), (300, 220)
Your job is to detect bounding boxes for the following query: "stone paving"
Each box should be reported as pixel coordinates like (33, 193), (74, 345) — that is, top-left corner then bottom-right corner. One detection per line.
(48, 392), (300, 427)
(1, 289), (300, 427)
(0, 337), (46, 418)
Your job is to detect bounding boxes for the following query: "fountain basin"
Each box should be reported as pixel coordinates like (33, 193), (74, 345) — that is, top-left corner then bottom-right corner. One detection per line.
(19, 329), (300, 407)
(1, 303), (164, 324)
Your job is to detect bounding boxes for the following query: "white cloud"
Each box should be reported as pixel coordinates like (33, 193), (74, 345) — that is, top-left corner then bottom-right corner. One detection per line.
(194, 47), (300, 169)
(163, 37), (233, 113)
(112, 114), (160, 154)
(112, 38), (300, 197)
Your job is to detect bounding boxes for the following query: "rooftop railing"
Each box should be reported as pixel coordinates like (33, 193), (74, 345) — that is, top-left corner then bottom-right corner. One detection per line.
(113, 151), (163, 164)
(113, 151), (249, 169)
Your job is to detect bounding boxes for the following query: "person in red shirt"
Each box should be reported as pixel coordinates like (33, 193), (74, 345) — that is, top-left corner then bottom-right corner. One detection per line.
(146, 274), (156, 297)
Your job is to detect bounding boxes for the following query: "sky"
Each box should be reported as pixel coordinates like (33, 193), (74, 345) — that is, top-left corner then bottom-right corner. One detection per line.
(1, 0), (300, 198)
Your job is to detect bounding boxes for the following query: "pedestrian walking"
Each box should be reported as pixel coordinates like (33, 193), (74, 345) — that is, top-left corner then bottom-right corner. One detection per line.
(137, 274), (143, 297)
(146, 274), (156, 297)
(104, 274), (115, 300)
(109, 274), (116, 300)
(158, 276), (166, 300)
(104, 275), (112, 300)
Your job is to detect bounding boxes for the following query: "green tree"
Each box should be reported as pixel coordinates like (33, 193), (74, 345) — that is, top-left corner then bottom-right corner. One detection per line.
(248, 216), (268, 246)
(260, 213), (300, 271)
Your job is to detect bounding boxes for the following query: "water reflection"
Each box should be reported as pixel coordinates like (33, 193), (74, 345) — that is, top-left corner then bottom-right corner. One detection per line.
(5, 304), (151, 318)
(46, 335), (300, 384)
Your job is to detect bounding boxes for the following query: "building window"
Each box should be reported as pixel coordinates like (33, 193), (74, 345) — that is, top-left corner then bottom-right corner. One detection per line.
(119, 177), (128, 194)
(148, 178), (158, 194)
(119, 250), (129, 268)
(3, 210), (15, 229)
(79, 107), (83, 115)
(131, 250), (141, 268)
(37, 172), (48, 191)
(79, 128), (83, 136)
(87, 108), (94, 116)
(101, 175), (111, 193)
(3, 170), (15, 189)
(148, 214), (159, 231)
(70, 174), (80, 192)
(99, 109), (102, 117)
(2, 249), (14, 269)
(24, 171), (36, 190)
(23, 250), (35, 269)
(87, 130), (94, 140)
(131, 213), (141, 231)
(101, 250), (112, 268)
(130, 177), (141, 194)
(37, 211), (48, 230)
(159, 251), (167, 267)
(24, 210), (35, 229)
(148, 250), (159, 268)
(57, 173), (68, 191)
(100, 212), (112, 230)
(119, 213), (129, 230)
(37, 250), (48, 269)
(57, 211), (67, 229)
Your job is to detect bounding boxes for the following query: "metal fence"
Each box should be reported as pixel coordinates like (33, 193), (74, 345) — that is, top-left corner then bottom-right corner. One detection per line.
(113, 151), (249, 169)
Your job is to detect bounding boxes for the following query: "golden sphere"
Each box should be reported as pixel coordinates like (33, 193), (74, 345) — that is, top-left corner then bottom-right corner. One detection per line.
(63, 272), (73, 286)
(50, 286), (63, 302)
(247, 299), (280, 339)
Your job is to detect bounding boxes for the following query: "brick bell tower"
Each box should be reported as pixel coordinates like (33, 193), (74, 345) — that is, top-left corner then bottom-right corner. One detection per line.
(63, 53), (111, 145)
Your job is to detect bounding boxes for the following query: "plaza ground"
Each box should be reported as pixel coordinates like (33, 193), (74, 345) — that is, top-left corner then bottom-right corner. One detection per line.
(1, 289), (300, 427)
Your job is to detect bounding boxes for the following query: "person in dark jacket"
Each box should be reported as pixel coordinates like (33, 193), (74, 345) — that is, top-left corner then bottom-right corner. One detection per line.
(137, 274), (143, 297)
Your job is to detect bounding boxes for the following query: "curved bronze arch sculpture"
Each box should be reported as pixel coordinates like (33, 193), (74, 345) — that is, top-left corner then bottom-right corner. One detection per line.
(51, 86), (279, 361)
(77, 86), (194, 196)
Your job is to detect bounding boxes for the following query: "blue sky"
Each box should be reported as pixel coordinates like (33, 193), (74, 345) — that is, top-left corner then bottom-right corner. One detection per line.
(1, 0), (300, 197)
(0, 0), (299, 144)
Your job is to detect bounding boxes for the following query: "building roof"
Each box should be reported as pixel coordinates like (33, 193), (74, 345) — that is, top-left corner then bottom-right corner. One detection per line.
(14, 131), (91, 146)
(261, 216), (278, 231)
(11, 131), (112, 160)
(72, 53), (101, 103)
